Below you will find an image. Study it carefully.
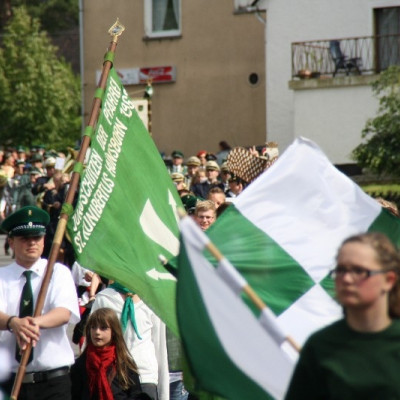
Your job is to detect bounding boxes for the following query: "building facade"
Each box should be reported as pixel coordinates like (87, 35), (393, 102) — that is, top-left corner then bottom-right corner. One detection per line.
(82, 0), (266, 158)
(264, 0), (400, 165)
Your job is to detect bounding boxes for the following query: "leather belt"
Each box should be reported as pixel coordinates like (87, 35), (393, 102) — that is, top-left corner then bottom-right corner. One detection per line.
(20, 366), (70, 384)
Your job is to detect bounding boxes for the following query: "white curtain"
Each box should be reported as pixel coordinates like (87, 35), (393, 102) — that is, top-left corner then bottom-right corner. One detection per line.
(152, 0), (179, 32)
(152, 0), (168, 32)
(376, 7), (400, 70)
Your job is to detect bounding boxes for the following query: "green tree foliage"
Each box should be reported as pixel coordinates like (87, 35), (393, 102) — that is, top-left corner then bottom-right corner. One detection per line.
(1, 0), (79, 33)
(0, 7), (81, 149)
(352, 66), (400, 176)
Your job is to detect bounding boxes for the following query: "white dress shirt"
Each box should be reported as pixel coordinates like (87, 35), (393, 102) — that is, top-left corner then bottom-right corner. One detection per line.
(0, 258), (80, 372)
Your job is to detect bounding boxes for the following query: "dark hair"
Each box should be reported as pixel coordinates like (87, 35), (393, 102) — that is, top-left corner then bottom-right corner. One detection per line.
(85, 308), (139, 389)
(219, 141), (231, 150)
(338, 232), (400, 318)
(216, 202), (231, 218)
(205, 153), (217, 161)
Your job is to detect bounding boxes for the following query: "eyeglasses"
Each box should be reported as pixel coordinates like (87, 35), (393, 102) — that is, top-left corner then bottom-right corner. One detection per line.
(329, 266), (388, 282)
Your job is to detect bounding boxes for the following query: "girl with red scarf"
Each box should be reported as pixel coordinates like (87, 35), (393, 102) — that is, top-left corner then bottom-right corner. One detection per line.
(71, 308), (151, 400)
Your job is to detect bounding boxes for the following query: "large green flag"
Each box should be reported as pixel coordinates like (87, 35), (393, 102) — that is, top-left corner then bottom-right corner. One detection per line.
(177, 216), (295, 400)
(206, 137), (400, 345)
(67, 68), (181, 334)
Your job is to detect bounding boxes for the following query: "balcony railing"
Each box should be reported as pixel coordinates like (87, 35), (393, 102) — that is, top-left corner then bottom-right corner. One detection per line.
(291, 34), (400, 79)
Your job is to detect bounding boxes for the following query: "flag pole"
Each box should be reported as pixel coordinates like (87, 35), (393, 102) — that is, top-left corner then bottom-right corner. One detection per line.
(178, 208), (300, 352)
(204, 239), (301, 352)
(10, 19), (126, 400)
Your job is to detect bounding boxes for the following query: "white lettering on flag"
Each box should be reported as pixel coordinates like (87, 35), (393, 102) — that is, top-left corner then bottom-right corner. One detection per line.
(140, 196), (180, 256)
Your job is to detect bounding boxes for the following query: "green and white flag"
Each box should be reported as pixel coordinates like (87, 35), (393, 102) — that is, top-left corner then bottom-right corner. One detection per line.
(178, 215), (295, 400)
(206, 137), (400, 345)
(67, 68), (181, 334)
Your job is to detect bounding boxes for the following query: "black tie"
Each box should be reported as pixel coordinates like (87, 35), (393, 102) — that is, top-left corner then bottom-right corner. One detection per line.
(16, 270), (34, 363)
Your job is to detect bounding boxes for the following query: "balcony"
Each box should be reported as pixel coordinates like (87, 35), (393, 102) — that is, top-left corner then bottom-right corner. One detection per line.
(291, 34), (400, 80)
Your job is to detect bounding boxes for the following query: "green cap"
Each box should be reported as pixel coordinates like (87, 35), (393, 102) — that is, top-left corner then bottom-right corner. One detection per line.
(172, 150), (184, 159)
(181, 194), (201, 214)
(1, 206), (50, 237)
(30, 153), (43, 163)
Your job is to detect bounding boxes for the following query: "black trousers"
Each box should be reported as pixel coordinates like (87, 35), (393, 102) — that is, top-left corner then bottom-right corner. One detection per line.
(1, 374), (71, 400)
(141, 383), (159, 400)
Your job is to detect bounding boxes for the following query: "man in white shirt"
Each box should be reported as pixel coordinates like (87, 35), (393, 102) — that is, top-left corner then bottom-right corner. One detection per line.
(0, 206), (80, 400)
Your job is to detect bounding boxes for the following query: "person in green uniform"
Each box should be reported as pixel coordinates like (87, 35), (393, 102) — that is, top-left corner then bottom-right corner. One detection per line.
(285, 232), (400, 400)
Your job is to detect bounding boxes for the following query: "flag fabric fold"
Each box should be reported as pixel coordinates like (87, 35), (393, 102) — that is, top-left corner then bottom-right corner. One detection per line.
(177, 216), (295, 400)
(67, 68), (181, 334)
(206, 137), (400, 345)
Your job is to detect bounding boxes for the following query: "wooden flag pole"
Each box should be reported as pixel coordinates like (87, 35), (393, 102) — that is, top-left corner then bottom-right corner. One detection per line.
(10, 19), (125, 400)
(177, 208), (300, 353)
(204, 239), (301, 352)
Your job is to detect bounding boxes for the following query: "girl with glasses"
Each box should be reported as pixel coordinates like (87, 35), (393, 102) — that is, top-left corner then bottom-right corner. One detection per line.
(285, 232), (400, 400)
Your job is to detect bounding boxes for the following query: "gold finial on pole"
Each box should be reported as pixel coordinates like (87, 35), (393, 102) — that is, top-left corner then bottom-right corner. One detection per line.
(108, 18), (125, 42)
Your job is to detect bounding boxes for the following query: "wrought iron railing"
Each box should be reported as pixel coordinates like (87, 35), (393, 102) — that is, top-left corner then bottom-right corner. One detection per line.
(291, 34), (400, 79)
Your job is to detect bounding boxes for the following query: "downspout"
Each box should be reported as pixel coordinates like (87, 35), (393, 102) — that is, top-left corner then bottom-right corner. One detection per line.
(79, 0), (85, 138)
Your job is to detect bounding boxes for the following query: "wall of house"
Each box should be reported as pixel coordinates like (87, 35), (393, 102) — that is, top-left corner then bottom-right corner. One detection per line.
(293, 85), (378, 164)
(264, 0), (398, 163)
(82, 0), (266, 158)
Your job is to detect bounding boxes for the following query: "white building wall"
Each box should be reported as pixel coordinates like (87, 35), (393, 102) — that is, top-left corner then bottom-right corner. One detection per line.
(264, 0), (398, 163)
(293, 87), (378, 164)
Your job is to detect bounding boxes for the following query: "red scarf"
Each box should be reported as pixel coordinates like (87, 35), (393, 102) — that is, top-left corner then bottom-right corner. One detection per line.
(86, 343), (116, 400)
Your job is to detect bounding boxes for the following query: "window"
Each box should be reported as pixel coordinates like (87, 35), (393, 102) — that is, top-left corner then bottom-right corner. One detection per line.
(144, 0), (181, 39)
(374, 7), (400, 70)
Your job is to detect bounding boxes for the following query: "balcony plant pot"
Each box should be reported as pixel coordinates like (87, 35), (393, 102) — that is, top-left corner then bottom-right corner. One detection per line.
(298, 69), (312, 79)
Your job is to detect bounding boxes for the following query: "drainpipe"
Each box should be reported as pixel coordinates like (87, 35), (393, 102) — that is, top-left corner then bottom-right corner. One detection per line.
(79, 0), (85, 138)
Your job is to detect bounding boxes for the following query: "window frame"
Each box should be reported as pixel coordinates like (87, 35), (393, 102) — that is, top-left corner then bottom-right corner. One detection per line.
(144, 0), (182, 39)
(373, 6), (400, 71)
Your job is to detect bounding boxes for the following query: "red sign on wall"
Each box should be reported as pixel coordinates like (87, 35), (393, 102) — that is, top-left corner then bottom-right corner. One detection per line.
(139, 66), (177, 83)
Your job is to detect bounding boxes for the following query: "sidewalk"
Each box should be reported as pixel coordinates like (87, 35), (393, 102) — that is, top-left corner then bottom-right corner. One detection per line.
(0, 234), (12, 267)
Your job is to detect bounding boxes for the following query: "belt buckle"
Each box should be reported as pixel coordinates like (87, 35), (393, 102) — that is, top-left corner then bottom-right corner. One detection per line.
(22, 373), (36, 384)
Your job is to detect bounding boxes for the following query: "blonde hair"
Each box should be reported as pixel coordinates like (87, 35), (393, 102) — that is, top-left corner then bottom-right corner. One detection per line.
(195, 200), (216, 216)
(375, 197), (399, 217)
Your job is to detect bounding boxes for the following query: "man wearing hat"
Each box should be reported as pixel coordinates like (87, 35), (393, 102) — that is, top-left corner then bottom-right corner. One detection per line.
(184, 156), (201, 189)
(220, 162), (232, 192)
(32, 157), (56, 197)
(29, 153), (44, 176)
(0, 206), (79, 400)
(13, 161), (36, 210)
(196, 150), (207, 167)
(170, 172), (187, 191)
(17, 146), (27, 162)
(168, 150), (187, 175)
(226, 175), (246, 198)
(191, 160), (224, 199)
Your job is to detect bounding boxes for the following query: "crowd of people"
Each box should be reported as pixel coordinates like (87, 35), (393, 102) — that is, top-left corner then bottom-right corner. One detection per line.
(0, 141), (248, 400)
(0, 146), (74, 263)
(165, 146), (249, 231)
(2, 140), (400, 400)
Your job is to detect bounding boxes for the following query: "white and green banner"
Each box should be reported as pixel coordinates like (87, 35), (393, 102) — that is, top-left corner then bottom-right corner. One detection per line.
(206, 137), (400, 345)
(178, 216), (295, 400)
(67, 68), (181, 334)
